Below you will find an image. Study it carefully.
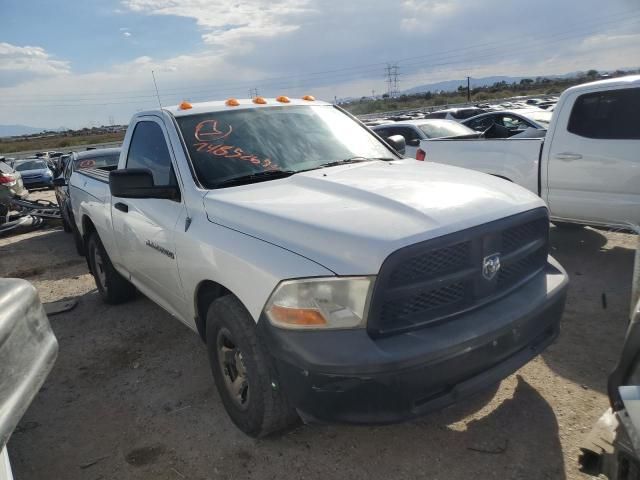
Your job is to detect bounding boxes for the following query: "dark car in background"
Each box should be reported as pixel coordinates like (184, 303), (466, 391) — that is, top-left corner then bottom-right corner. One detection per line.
(14, 159), (54, 190)
(54, 148), (120, 233)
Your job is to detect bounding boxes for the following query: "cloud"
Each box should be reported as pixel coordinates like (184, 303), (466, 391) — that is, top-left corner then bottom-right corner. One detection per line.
(1, 0), (639, 129)
(123, 31), (132, 37)
(0, 42), (70, 87)
(401, 0), (458, 31)
(122, 0), (312, 49)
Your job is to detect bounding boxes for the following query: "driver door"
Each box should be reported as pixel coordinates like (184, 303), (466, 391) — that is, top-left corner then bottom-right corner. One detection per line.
(111, 117), (189, 318)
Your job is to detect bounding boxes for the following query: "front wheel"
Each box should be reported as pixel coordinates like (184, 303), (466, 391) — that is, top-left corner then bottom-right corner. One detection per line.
(87, 232), (136, 304)
(206, 295), (298, 437)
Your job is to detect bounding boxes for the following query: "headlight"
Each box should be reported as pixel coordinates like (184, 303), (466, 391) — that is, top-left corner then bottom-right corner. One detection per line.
(265, 277), (375, 330)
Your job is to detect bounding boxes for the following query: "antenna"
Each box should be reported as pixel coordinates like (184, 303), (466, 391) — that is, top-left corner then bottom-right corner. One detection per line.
(151, 70), (162, 109)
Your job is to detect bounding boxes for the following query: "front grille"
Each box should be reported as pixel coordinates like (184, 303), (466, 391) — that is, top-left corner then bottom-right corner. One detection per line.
(367, 208), (549, 337)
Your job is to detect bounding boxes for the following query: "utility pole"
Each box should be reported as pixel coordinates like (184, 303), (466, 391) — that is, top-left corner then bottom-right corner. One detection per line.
(467, 76), (471, 102)
(372, 89), (375, 99)
(385, 63), (400, 97)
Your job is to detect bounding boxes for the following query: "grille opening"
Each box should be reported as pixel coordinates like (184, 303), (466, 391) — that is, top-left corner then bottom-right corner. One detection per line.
(368, 209), (549, 337)
(389, 241), (471, 286)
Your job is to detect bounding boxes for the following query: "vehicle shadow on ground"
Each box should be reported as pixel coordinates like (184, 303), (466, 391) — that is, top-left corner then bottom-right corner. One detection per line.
(543, 226), (635, 394)
(250, 376), (565, 480)
(10, 285), (566, 480)
(0, 224), (80, 278)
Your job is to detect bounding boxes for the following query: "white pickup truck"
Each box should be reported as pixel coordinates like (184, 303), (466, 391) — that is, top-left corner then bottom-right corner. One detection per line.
(67, 96), (568, 436)
(417, 75), (640, 229)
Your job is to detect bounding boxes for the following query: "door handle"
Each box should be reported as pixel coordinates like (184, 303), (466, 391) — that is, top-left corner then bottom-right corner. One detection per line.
(114, 202), (129, 213)
(555, 152), (583, 161)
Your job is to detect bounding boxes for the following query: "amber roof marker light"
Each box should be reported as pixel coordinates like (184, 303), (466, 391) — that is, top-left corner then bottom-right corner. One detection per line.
(302, 95), (315, 101)
(276, 96), (291, 103)
(253, 97), (267, 104)
(179, 101), (193, 110)
(225, 98), (240, 107)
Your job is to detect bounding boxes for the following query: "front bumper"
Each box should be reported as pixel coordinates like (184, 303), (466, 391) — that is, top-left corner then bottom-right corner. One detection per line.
(259, 256), (568, 424)
(22, 178), (52, 189)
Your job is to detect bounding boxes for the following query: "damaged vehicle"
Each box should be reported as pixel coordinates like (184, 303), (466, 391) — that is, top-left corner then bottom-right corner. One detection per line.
(580, 297), (640, 479)
(69, 96), (568, 437)
(0, 279), (58, 480)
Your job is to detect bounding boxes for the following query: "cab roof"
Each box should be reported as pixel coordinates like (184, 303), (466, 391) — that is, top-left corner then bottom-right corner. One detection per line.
(151, 98), (333, 118)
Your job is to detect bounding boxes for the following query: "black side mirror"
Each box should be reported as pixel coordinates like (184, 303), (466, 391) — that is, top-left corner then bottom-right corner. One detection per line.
(407, 138), (420, 147)
(109, 169), (180, 201)
(386, 134), (406, 156)
(53, 177), (67, 187)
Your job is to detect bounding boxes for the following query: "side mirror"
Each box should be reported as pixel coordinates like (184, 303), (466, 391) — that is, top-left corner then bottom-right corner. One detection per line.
(386, 134), (406, 156)
(109, 169), (180, 201)
(53, 177), (67, 187)
(407, 138), (420, 147)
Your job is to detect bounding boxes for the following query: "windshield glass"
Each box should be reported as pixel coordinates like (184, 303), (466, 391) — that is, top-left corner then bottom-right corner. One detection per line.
(176, 105), (393, 188)
(74, 153), (120, 170)
(418, 121), (475, 138)
(16, 160), (47, 171)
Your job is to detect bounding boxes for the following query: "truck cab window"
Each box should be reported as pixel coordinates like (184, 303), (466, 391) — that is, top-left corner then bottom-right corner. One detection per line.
(568, 88), (640, 140)
(126, 121), (176, 186)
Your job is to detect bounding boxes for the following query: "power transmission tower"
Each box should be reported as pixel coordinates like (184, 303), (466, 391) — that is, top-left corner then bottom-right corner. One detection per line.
(248, 88), (259, 98)
(385, 63), (400, 97)
(108, 115), (115, 126)
(467, 76), (471, 102)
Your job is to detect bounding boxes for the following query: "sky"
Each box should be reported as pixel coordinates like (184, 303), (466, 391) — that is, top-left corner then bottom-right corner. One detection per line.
(1, 0), (639, 129)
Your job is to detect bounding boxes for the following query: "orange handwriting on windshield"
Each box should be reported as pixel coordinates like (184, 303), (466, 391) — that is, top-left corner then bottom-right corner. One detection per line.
(194, 142), (275, 169)
(194, 120), (233, 142)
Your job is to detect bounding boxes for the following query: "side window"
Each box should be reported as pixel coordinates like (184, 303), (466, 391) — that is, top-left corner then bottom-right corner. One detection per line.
(373, 128), (390, 138)
(568, 88), (640, 140)
(64, 156), (74, 180)
(389, 127), (420, 143)
(500, 115), (529, 130)
(467, 116), (494, 131)
(126, 121), (176, 186)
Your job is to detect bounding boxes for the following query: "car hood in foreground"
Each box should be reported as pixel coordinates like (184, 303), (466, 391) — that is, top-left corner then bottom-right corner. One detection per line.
(204, 160), (545, 274)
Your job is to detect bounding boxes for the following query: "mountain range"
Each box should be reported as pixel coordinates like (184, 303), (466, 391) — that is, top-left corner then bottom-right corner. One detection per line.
(0, 124), (47, 138)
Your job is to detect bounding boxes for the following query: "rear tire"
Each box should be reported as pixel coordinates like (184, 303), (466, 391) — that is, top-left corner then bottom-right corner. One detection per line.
(87, 232), (136, 304)
(206, 295), (298, 437)
(61, 212), (72, 232)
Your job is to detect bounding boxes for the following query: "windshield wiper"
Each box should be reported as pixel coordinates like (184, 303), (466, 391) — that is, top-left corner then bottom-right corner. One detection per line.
(213, 169), (296, 188)
(315, 156), (394, 169)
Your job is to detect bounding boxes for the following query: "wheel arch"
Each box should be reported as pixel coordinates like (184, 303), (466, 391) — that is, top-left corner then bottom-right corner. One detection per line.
(194, 280), (246, 342)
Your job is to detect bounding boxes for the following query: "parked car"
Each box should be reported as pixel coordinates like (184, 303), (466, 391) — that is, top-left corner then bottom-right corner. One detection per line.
(54, 148), (120, 233)
(372, 119), (478, 158)
(0, 161), (28, 221)
(417, 75), (640, 229)
(461, 110), (549, 135)
(69, 96), (568, 437)
(423, 107), (487, 121)
(0, 279), (58, 480)
(13, 159), (54, 190)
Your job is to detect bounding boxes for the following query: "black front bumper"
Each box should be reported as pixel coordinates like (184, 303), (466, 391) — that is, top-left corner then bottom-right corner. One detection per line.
(259, 256), (568, 424)
(23, 179), (53, 189)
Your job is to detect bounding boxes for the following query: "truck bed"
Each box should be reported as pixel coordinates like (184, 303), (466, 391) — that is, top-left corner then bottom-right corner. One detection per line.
(419, 137), (544, 195)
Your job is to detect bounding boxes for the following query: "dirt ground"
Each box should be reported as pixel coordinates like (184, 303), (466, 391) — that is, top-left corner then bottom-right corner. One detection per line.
(2, 189), (638, 480)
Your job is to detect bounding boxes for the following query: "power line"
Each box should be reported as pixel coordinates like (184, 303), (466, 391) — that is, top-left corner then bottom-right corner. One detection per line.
(3, 8), (639, 107)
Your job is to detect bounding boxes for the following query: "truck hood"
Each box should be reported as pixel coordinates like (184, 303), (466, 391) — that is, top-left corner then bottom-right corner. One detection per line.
(203, 160), (546, 274)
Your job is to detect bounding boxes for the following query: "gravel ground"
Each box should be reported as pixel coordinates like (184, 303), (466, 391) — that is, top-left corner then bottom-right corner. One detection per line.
(2, 189), (638, 480)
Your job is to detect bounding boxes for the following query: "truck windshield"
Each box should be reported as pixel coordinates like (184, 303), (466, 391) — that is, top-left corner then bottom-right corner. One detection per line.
(176, 105), (395, 188)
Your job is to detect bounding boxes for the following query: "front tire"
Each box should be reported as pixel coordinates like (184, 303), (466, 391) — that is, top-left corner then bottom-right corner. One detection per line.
(87, 232), (136, 304)
(206, 295), (298, 437)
